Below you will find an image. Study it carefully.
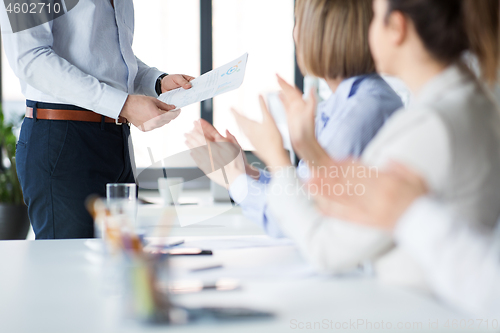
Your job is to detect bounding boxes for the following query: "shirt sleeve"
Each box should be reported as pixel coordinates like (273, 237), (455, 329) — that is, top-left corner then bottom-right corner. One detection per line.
(0, 19), (128, 119)
(267, 167), (394, 274)
(258, 168), (272, 184)
(134, 57), (164, 97)
(229, 174), (285, 238)
(395, 198), (500, 317)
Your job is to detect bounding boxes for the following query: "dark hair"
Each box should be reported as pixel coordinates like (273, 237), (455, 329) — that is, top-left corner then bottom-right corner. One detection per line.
(387, 0), (500, 83)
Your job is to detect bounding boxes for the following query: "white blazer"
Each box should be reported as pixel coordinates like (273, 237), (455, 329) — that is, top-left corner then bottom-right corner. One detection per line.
(395, 197), (500, 317)
(363, 63), (500, 230)
(267, 63), (500, 285)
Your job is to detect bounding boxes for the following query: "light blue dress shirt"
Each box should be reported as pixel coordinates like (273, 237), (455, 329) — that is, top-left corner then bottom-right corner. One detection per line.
(230, 74), (404, 237)
(0, 0), (164, 119)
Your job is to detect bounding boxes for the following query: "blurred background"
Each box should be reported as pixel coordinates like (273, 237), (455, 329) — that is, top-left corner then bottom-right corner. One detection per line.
(1, 0), (409, 178)
(0, 0), (297, 169)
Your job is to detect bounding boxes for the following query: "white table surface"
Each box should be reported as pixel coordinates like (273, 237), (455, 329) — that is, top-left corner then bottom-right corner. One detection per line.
(4, 191), (479, 333)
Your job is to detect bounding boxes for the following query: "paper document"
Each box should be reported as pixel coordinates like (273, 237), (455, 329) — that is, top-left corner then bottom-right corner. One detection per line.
(158, 53), (249, 108)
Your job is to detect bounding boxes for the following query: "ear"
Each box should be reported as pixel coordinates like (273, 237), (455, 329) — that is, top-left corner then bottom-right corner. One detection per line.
(387, 10), (408, 46)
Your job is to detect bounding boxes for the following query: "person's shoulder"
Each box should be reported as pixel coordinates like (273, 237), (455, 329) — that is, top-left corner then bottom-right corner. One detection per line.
(362, 107), (452, 191)
(357, 74), (401, 97)
(379, 107), (455, 169)
(342, 76), (403, 122)
(420, 69), (500, 136)
(350, 74), (403, 111)
(390, 107), (448, 135)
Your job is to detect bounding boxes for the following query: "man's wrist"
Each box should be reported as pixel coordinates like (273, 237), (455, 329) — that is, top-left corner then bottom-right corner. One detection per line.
(155, 73), (168, 96)
(119, 95), (132, 119)
(99, 86), (129, 120)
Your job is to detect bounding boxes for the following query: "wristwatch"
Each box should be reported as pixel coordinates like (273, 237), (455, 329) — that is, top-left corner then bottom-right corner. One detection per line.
(155, 73), (168, 96)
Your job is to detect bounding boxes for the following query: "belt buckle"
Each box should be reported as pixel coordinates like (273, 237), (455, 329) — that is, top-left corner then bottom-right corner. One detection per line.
(116, 117), (130, 126)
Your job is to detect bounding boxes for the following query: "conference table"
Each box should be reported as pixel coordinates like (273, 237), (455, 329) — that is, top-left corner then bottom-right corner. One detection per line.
(0, 190), (481, 333)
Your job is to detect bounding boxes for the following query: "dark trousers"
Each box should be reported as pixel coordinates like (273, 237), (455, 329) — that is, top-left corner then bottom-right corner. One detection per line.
(16, 101), (136, 239)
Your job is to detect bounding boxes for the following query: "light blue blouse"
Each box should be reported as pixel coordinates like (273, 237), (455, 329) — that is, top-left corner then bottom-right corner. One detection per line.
(229, 74), (404, 237)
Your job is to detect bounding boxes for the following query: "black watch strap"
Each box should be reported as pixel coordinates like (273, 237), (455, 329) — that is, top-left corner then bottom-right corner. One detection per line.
(155, 73), (168, 96)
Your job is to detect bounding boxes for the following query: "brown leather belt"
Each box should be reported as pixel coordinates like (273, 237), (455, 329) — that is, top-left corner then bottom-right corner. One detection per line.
(25, 107), (128, 125)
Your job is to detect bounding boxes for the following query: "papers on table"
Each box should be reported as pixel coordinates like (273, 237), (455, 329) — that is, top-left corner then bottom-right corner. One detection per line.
(158, 53), (249, 108)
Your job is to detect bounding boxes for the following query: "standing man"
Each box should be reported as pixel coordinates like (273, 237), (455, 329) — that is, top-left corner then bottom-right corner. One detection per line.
(0, 0), (194, 239)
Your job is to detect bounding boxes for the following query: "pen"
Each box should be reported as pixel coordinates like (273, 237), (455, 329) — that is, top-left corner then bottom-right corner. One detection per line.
(190, 264), (223, 273)
(147, 240), (184, 249)
(166, 240), (185, 248)
(168, 279), (240, 294)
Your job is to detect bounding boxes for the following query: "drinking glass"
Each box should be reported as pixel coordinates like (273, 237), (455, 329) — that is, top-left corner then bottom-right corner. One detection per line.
(106, 183), (139, 235)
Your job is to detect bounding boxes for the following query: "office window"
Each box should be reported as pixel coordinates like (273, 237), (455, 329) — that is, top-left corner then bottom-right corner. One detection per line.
(131, 0), (200, 168)
(212, 0), (296, 150)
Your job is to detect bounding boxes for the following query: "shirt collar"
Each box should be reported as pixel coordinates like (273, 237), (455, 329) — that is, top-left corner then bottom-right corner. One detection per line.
(336, 75), (366, 102)
(318, 74), (376, 116)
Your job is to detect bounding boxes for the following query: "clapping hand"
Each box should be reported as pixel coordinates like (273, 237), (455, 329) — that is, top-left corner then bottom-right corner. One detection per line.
(309, 159), (428, 230)
(277, 75), (317, 151)
(185, 120), (247, 187)
(231, 96), (292, 172)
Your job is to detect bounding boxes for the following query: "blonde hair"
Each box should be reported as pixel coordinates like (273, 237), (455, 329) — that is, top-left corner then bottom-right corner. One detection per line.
(295, 0), (376, 80)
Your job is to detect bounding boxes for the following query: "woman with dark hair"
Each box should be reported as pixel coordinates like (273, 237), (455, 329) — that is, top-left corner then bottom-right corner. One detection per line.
(231, 0), (500, 293)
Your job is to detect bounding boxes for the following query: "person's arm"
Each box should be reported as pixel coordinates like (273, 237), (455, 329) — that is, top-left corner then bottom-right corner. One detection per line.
(0, 10), (179, 132)
(229, 174), (286, 238)
(257, 168), (272, 184)
(134, 57), (165, 97)
(276, 75), (328, 165)
(0, 19), (127, 119)
(395, 198), (500, 317)
(267, 167), (393, 274)
(230, 89), (394, 273)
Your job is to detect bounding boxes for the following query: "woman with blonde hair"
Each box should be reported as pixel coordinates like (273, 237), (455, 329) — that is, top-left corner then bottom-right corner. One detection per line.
(186, 0), (402, 238)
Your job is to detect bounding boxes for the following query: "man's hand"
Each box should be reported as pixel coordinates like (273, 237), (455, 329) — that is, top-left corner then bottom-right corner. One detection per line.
(120, 95), (181, 132)
(161, 74), (195, 93)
